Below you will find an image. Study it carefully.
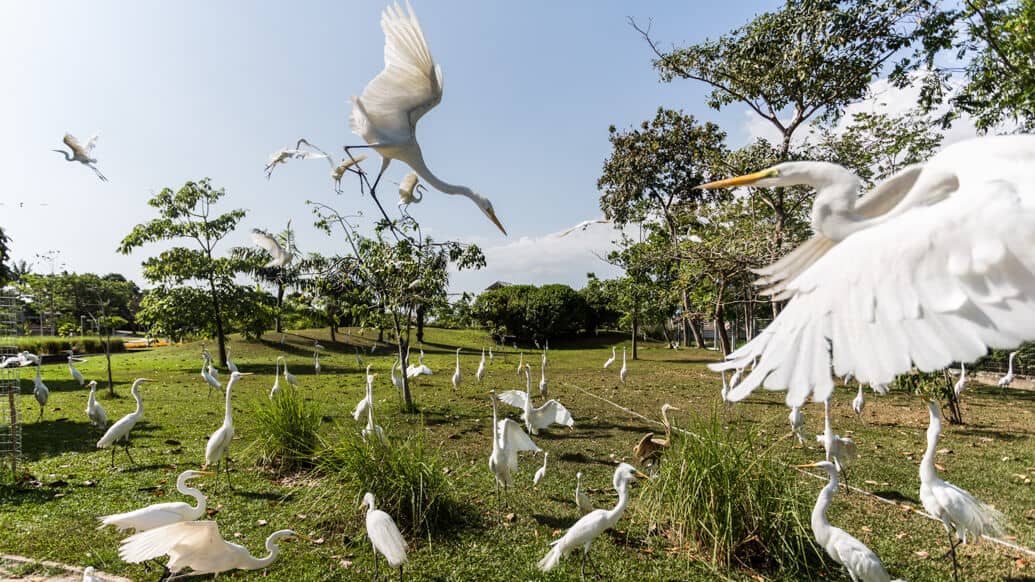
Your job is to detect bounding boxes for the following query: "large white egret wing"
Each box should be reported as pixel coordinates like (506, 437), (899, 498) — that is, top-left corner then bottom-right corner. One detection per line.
(538, 400), (574, 428)
(831, 534), (891, 582)
(352, 396), (371, 422)
(498, 418), (540, 471)
(368, 511), (408, 567)
(496, 390), (528, 410)
(713, 179), (1035, 407)
(350, 1), (443, 143)
(251, 229), (290, 268)
(932, 481), (1006, 539)
(119, 520), (223, 563)
(85, 131), (101, 154)
(755, 165), (924, 298)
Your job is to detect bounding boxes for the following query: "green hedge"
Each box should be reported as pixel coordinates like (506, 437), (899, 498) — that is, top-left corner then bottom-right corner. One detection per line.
(13, 336), (126, 355)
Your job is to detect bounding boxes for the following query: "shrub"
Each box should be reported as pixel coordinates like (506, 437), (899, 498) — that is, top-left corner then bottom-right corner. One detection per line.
(16, 336), (126, 355)
(251, 388), (321, 473)
(638, 413), (828, 577)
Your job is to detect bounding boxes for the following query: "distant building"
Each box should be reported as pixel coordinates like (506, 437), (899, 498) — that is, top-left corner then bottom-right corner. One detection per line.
(484, 281), (513, 292)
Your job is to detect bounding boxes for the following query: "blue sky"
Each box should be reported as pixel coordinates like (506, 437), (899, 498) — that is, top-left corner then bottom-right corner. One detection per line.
(3, 1), (791, 293)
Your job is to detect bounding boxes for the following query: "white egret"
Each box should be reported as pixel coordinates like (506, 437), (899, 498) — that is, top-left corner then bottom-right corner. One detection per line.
(269, 357), (282, 399)
(206, 372), (250, 489)
(476, 348), (486, 383)
(278, 356), (298, 387)
(541, 349), (548, 370)
(602, 346), (616, 369)
(353, 365), (374, 421)
(516, 352), (524, 377)
(251, 228), (293, 269)
(97, 378), (152, 467)
(817, 399), (858, 493)
(398, 171), (425, 209)
(488, 346), (494, 362)
(81, 566), (99, 582)
(789, 406), (806, 445)
(361, 492), (408, 581)
(451, 347), (462, 389)
(390, 358), (404, 393)
(200, 352), (221, 397)
(533, 452), (549, 486)
(119, 521), (307, 579)
(538, 463), (646, 578)
(488, 390), (540, 518)
(68, 350), (85, 386)
(538, 363), (548, 397)
(556, 218), (610, 238)
(348, 2), (506, 234)
(264, 139), (329, 179)
(703, 136), (1035, 406)
(498, 365), (574, 435)
(85, 380), (108, 429)
(954, 363), (967, 397)
(720, 370), (731, 407)
(226, 346), (239, 374)
(797, 461), (904, 582)
(852, 384), (865, 418)
(98, 470), (214, 532)
(920, 400), (1005, 581)
(361, 374), (386, 445)
(313, 350), (321, 376)
(574, 472), (593, 515)
(405, 348), (432, 378)
(332, 154), (368, 191)
(619, 347), (628, 384)
(998, 350), (1019, 390)
(314, 340), (326, 351)
(32, 362), (49, 421)
(633, 404), (680, 466)
(53, 132), (107, 181)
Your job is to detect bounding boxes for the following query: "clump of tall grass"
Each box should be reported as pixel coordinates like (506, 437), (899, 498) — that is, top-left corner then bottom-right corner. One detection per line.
(308, 425), (466, 537)
(16, 336), (125, 355)
(638, 413), (828, 577)
(251, 388), (321, 473)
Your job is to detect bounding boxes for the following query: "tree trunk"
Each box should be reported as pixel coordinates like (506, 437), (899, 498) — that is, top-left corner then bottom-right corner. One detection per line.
(329, 323), (336, 343)
(689, 318), (705, 348)
(105, 327), (114, 396)
(208, 276), (227, 367)
(275, 282), (285, 333)
(631, 305), (639, 360)
(943, 369), (964, 425)
(415, 304), (425, 344)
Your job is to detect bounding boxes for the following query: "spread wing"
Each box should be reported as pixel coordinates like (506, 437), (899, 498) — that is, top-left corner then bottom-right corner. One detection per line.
(85, 131), (101, 154)
(755, 165), (924, 299)
(499, 418), (540, 471)
(537, 400), (574, 428)
(496, 390), (528, 410)
(713, 179), (1035, 407)
(119, 520), (223, 564)
(251, 229), (291, 268)
(350, 1), (443, 144)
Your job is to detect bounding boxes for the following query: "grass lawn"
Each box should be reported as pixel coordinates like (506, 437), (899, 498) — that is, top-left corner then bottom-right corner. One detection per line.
(1, 327), (1033, 581)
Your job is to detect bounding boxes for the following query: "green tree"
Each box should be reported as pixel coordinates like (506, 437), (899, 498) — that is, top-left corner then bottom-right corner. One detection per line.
(117, 179), (248, 366)
(235, 222), (301, 334)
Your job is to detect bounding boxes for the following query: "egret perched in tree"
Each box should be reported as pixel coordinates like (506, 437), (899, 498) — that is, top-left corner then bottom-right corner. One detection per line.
(98, 470), (214, 532)
(206, 372), (250, 490)
(53, 132), (107, 181)
(498, 365), (574, 435)
(201, 351), (221, 396)
(348, 2), (506, 235)
(954, 363), (967, 397)
(97, 378), (152, 467)
(85, 380), (107, 429)
(278, 356), (298, 387)
(68, 350), (85, 386)
(633, 404), (680, 467)
(538, 463), (646, 579)
(488, 390), (540, 519)
(32, 362), (49, 421)
(476, 348), (486, 383)
(225, 346), (239, 374)
(921, 400), (1005, 581)
(269, 357), (282, 399)
(603, 346), (616, 369)
(574, 472), (593, 515)
(119, 521), (307, 579)
(703, 136), (1035, 406)
(451, 347), (462, 389)
(797, 461), (904, 582)
(818, 400), (858, 493)
(533, 452), (549, 487)
(398, 171), (425, 210)
(360, 492), (408, 581)
(789, 406), (806, 445)
(353, 365), (374, 421)
(619, 347), (628, 384)
(852, 385), (865, 419)
(998, 350), (1019, 390)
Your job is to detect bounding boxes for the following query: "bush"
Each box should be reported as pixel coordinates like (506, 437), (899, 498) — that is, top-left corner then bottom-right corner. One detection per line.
(16, 336), (126, 355)
(310, 425), (465, 537)
(638, 414), (827, 577)
(251, 388), (321, 472)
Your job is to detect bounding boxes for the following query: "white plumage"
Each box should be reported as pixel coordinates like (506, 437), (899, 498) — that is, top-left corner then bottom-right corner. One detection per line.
(353, 365), (374, 421)
(533, 452), (549, 486)
(97, 378), (151, 467)
(85, 380), (107, 429)
(32, 363), (49, 421)
(405, 348), (432, 378)
(476, 348), (486, 383)
(498, 365), (574, 435)
(997, 350), (1019, 389)
(206, 372), (248, 488)
(98, 470), (212, 532)
(53, 132), (106, 181)
(488, 390), (540, 507)
(574, 471), (593, 515)
(954, 363), (967, 396)
(68, 350), (85, 386)
(361, 492), (408, 576)
(251, 228), (293, 268)
(226, 346), (239, 374)
(269, 357), (282, 399)
(619, 347), (628, 383)
(603, 346), (616, 369)
(852, 384), (865, 418)
(706, 136), (1035, 407)
(279, 356), (298, 387)
(538, 363), (548, 397)
(789, 406), (806, 445)
(361, 374), (387, 445)
(817, 400), (857, 491)
(200, 351), (221, 396)
(451, 347), (462, 389)
(81, 566), (99, 582)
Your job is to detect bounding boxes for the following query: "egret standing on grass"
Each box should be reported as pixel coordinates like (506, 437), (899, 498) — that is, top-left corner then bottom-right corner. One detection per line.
(538, 463), (646, 579)
(451, 347), (462, 389)
(68, 350), (85, 386)
(619, 347), (628, 384)
(348, 1), (506, 235)
(954, 363), (967, 397)
(852, 385), (865, 419)
(574, 472), (593, 515)
(97, 378), (152, 467)
(789, 406), (806, 445)
(488, 391), (540, 519)
(85, 380), (107, 429)
(278, 356), (298, 387)
(201, 351), (221, 396)
(206, 372), (251, 489)
(476, 348), (486, 383)
(353, 365), (374, 421)
(225, 346), (239, 374)
(998, 350), (1019, 390)
(516, 352), (524, 377)
(818, 399), (857, 493)
(53, 132), (107, 181)
(603, 346), (616, 369)
(361, 492), (408, 582)
(920, 399), (1005, 581)
(32, 362), (49, 421)
(361, 374), (387, 445)
(98, 470), (214, 532)
(269, 358), (282, 399)
(533, 452), (549, 487)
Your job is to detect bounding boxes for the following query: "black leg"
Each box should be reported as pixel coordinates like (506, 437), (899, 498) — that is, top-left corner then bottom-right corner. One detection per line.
(110, 447), (116, 468)
(398, 565), (403, 582)
(948, 530), (960, 582)
(580, 551), (587, 581)
(124, 442), (136, 466)
(224, 458), (234, 491)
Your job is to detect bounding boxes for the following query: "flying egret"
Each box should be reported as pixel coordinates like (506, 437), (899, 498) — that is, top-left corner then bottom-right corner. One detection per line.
(353, 365), (374, 421)
(97, 378), (152, 467)
(226, 346), (239, 374)
(348, 2), (506, 235)
(789, 406), (806, 445)
(632, 404), (680, 467)
(797, 461), (904, 582)
(32, 362), (49, 421)
(206, 372), (250, 490)
(488, 390), (540, 519)
(541, 349), (547, 370)
(398, 171), (426, 210)
(361, 374), (387, 445)
(998, 350), (1019, 390)
(498, 365), (574, 435)
(920, 400), (1005, 581)
(574, 472), (593, 515)
(533, 452), (549, 487)
(119, 521), (307, 579)
(68, 350), (85, 386)
(85, 380), (108, 429)
(556, 218), (610, 238)
(53, 132), (107, 181)
(200, 352), (221, 396)
(602, 347), (616, 369)
(451, 347), (462, 389)
(269, 357), (282, 399)
(954, 363), (967, 397)
(619, 347), (628, 384)
(538, 463), (646, 578)
(264, 139), (329, 179)
(98, 470), (214, 532)
(817, 399), (858, 493)
(852, 384), (865, 418)
(703, 135), (1035, 406)
(332, 155), (368, 191)
(278, 356), (298, 387)
(476, 348), (486, 383)
(251, 228), (293, 269)
(361, 492), (408, 581)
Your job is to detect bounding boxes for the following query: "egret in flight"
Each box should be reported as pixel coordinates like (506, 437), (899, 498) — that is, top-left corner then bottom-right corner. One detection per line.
(53, 132), (107, 181)
(703, 135), (1035, 407)
(348, 2), (506, 234)
(498, 365), (574, 435)
(488, 390), (540, 519)
(251, 227), (294, 269)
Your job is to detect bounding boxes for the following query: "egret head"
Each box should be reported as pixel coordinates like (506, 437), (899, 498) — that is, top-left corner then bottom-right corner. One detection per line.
(795, 460), (837, 475)
(613, 462), (648, 489)
(360, 492), (376, 510)
(88, 380), (97, 388)
(181, 469), (216, 481)
(270, 529), (309, 544)
(473, 195), (506, 235)
(697, 161), (858, 190)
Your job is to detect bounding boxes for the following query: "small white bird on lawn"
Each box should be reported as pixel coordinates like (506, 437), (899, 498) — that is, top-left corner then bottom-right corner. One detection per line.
(817, 399), (858, 493)
(476, 348), (486, 383)
(488, 390), (541, 519)
(201, 351), (221, 396)
(789, 406), (806, 445)
(797, 460), (904, 582)
(361, 375), (386, 445)
(85, 380), (108, 429)
(998, 350), (1019, 390)
(119, 521), (307, 579)
(53, 132), (107, 181)
(498, 365), (574, 435)
(278, 356), (298, 387)
(533, 452), (549, 487)
(206, 372), (250, 490)
(391, 358), (404, 393)
(353, 365), (374, 421)
(619, 347), (628, 384)
(361, 492), (408, 581)
(97, 378), (153, 467)
(954, 363), (967, 397)
(451, 348), (462, 389)
(313, 350), (321, 376)
(538, 463), (646, 578)
(575, 472), (593, 515)
(603, 346), (616, 369)
(68, 350), (85, 386)
(98, 469), (214, 532)
(32, 363), (49, 421)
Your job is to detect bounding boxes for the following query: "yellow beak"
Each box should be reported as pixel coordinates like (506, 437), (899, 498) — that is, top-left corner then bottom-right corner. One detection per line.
(794, 462), (821, 469)
(485, 208), (507, 236)
(295, 533), (315, 542)
(634, 470), (649, 480)
(696, 168), (778, 190)
(198, 470), (217, 476)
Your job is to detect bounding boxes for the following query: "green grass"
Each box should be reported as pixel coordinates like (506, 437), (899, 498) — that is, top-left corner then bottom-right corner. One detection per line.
(0, 327), (1032, 580)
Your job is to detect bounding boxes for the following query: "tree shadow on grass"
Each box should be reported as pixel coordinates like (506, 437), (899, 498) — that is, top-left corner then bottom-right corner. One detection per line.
(0, 484), (58, 507)
(871, 489), (918, 505)
(558, 452), (617, 467)
(20, 418), (160, 462)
